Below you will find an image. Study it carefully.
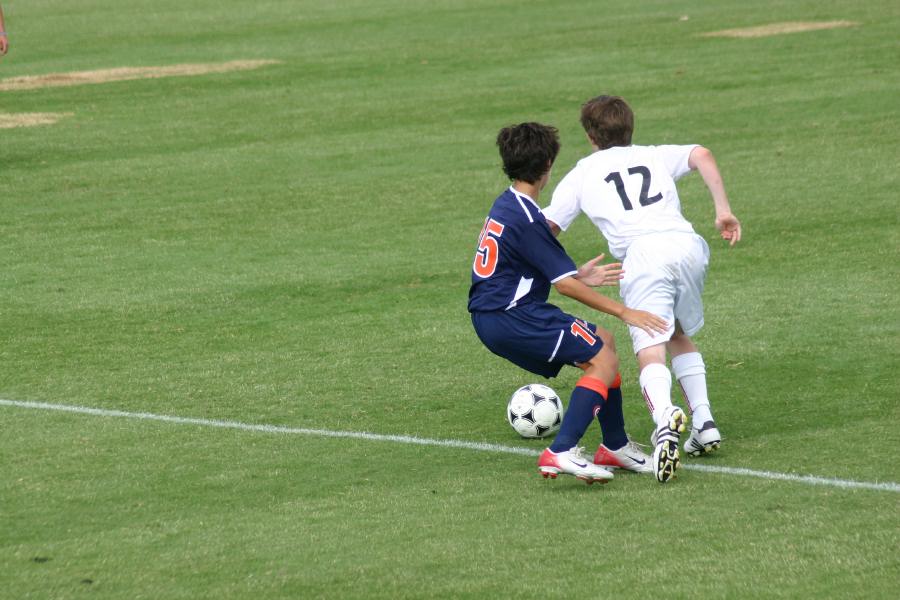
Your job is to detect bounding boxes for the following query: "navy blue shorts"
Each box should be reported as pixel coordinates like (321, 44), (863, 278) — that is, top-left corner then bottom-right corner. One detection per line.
(471, 303), (604, 378)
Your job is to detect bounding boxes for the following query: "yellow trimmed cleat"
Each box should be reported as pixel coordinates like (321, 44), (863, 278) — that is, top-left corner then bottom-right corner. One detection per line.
(651, 406), (686, 483)
(684, 421), (722, 457)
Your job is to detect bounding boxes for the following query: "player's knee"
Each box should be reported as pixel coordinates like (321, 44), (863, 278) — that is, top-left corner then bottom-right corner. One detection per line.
(637, 344), (667, 369)
(607, 352), (620, 375)
(667, 331), (695, 354)
(578, 330), (619, 380)
(592, 344), (619, 375)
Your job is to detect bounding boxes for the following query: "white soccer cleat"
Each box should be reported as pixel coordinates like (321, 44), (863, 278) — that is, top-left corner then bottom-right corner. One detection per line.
(684, 421), (722, 457)
(593, 439), (652, 473)
(651, 406), (686, 483)
(538, 446), (614, 484)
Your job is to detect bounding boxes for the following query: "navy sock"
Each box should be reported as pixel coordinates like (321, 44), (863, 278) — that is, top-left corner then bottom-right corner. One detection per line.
(597, 380), (627, 451)
(549, 378), (607, 453)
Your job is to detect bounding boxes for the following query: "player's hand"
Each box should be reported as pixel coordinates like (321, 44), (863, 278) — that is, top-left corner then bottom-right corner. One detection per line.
(0, 34), (8, 56)
(621, 308), (669, 336)
(715, 212), (741, 246)
(576, 254), (624, 287)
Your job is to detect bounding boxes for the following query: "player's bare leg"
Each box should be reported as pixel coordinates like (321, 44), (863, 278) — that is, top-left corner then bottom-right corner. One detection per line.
(581, 329), (619, 385)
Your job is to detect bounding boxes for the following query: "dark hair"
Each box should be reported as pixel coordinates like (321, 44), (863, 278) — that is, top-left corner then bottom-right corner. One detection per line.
(580, 95), (634, 149)
(496, 122), (560, 183)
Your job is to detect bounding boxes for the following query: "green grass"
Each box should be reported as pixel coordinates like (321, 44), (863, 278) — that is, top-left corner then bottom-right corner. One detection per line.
(2, 0), (899, 598)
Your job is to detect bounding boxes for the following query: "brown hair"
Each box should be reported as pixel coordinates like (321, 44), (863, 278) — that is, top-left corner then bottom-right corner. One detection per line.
(496, 122), (560, 183)
(580, 95), (634, 150)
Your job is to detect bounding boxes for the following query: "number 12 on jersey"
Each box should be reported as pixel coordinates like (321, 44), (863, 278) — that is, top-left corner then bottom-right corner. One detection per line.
(604, 166), (662, 211)
(473, 217), (505, 278)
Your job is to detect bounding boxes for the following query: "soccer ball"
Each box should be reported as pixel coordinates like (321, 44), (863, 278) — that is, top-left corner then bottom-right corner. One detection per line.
(507, 384), (564, 439)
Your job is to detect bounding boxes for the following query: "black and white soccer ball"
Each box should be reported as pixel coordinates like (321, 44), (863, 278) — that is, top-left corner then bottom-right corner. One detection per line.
(507, 384), (563, 439)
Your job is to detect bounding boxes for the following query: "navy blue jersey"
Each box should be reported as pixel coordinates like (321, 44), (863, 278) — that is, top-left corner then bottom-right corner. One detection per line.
(468, 187), (577, 313)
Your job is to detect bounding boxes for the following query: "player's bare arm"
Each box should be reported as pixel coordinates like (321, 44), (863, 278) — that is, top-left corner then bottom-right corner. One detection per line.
(554, 275), (668, 335)
(575, 254), (624, 287)
(688, 146), (742, 246)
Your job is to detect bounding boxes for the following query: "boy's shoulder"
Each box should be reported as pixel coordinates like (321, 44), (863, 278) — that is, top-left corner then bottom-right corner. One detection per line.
(576, 144), (697, 172)
(490, 187), (544, 226)
(576, 145), (645, 167)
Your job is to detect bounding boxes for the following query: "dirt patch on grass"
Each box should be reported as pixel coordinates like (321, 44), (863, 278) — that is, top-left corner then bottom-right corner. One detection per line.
(0, 112), (73, 128)
(0, 59), (281, 92)
(701, 21), (859, 38)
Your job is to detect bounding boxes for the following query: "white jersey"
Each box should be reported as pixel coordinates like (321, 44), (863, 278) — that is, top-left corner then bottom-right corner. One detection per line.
(544, 144), (699, 260)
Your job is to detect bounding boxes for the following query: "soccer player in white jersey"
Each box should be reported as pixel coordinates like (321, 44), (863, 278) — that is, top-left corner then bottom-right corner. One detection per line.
(543, 95), (741, 483)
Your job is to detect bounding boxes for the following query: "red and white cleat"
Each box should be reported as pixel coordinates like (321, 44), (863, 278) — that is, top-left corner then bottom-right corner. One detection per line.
(593, 439), (652, 473)
(538, 447), (614, 484)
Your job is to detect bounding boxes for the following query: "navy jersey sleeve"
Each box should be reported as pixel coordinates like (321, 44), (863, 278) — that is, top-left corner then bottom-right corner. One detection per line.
(516, 220), (578, 283)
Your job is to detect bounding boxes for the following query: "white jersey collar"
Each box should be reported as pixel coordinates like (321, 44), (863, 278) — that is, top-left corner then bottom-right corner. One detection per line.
(509, 186), (539, 208)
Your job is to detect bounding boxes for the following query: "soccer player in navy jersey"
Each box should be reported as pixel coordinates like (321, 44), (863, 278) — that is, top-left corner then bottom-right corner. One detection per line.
(468, 122), (669, 483)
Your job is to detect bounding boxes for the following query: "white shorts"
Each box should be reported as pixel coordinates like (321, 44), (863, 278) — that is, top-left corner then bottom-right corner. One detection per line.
(619, 232), (710, 354)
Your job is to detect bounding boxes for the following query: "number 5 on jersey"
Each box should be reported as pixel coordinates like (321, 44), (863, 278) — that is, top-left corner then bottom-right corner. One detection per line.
(473, 218), (505, 278)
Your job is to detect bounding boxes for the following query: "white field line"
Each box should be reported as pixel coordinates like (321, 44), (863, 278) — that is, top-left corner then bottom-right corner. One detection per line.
(2, 398), (898, 494)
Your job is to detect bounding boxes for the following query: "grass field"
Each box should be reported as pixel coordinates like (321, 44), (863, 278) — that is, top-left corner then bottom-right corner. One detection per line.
(2, 1), (899, 598)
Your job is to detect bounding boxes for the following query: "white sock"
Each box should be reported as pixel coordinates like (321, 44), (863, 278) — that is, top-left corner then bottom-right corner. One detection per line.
(671, 352), (714, 427)
(639, 363), (673, 425)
